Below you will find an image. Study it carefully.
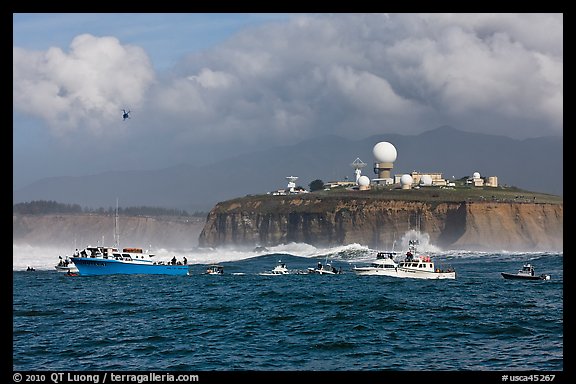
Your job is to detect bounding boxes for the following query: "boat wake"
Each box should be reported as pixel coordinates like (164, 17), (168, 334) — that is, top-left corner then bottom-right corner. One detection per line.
(13, 234), (563, 271)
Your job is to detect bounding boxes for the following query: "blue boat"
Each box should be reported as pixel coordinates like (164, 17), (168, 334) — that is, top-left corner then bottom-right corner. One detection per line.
(70, 200), (189, 276)
(71, 246), (189, 276)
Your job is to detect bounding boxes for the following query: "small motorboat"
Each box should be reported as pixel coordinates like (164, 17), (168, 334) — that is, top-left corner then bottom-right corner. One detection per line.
(352, 251), (398, 276)
(205, 265), (224, 275)
(55, 255), (79, 273)
(501, 263), (550, 280)
(259, 261), (289, 276)
(307, 260), (342, 275)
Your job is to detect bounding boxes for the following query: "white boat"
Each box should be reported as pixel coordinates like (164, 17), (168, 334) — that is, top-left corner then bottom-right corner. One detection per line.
(205, 264), (224, 275)
(394, 240), (456, 280)
(55, 255), (79, 273)
(308, 260), (342, 275)
(501, 264), (551, 280)
(259, 261), (289, 276)
(352, 251), (398, 276)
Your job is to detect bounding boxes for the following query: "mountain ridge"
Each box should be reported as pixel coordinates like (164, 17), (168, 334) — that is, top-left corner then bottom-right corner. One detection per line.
(13, 126), (563, 212)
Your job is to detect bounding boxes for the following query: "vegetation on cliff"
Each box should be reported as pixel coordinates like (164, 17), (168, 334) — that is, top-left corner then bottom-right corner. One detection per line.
(213, 185), (562, 214)
(13, 200), (206, 217)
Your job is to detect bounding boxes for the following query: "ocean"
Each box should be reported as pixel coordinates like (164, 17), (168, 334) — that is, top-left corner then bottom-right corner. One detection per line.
(12, 238), (564, 380)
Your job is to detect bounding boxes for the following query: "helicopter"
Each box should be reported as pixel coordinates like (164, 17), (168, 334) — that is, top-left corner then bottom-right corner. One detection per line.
(122, 109), (131, 120)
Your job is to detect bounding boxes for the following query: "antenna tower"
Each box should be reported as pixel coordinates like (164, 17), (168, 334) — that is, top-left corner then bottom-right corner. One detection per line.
(350, 158), (367, 183)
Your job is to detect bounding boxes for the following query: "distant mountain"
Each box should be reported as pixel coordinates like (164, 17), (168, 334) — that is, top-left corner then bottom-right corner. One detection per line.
(13, 126), (563, 212)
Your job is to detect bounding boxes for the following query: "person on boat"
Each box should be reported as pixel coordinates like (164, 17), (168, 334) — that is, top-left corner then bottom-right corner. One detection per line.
(171, 256), (177, 265)
(183, 257), (187, 265)
(406, 251), (413, 261)
(318, 262), (322, 270)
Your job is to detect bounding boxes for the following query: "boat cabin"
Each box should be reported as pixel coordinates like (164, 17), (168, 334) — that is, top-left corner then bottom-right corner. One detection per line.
(206, 265), (224, 274)
(376, 252), (397, 259)
(79, 246), (154, 262)
(82, 246), (119, 258)
(519, 264), (535, 276)
(369, 261), (397, 269)
(398, 255), (436, 272)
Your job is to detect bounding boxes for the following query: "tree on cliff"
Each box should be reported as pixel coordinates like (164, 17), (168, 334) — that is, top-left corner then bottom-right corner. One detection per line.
(309, 179), (325, 192)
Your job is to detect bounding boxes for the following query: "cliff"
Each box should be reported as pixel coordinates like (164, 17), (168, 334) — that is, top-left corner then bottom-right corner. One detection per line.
(198, 191), (563, 252)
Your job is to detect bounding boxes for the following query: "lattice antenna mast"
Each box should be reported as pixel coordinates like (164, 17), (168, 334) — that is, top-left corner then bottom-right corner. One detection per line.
(350, 158), (367, 183)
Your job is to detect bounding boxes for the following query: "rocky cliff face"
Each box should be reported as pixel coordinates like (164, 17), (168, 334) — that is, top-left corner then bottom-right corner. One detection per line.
(198, 196), (563, 251)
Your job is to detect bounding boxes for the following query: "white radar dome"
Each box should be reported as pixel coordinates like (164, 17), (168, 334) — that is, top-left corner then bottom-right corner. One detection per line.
(400, 174), (413, 186)
(373, 142), (397, 163)
(420, 174), (433, 186)
(358, 175), (370, 186)
(473, 172), (481, 179)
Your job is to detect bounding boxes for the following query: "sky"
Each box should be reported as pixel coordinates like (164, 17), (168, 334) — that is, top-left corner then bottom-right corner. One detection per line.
(13, 13), (563, 190)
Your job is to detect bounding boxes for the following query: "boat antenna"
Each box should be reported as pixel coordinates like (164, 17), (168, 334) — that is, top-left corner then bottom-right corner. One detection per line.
(114, 198), (120, 247)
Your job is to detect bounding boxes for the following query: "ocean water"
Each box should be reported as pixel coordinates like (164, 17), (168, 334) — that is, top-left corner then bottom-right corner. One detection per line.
(12, 240), (564, 378)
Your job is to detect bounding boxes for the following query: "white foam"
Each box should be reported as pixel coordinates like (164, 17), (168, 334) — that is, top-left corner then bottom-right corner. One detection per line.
(13, 239), (562, 271)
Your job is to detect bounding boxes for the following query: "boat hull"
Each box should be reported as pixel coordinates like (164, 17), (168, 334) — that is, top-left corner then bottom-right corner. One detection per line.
(353, 269), (455, 279)
(501, 272), (549, 281)
(72, 257), (189, 276)
(55, 264), (79, 273)
(307, 268), (340, 275)
(352, 267), (398, 276)
(396, 268), (456, 279)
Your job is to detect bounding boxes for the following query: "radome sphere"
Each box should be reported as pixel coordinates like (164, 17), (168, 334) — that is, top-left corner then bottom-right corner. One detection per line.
(373, 142), (397, 163)
(358, 175), (370, 186)
(400, 174), (413, 186)
(473, 172), (481, 179)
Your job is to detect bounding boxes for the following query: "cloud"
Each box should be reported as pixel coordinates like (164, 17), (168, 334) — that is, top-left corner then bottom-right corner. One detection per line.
(13, 34), (155, 136)
(160, 13), (562, 142)
(13, 13), (562, 180)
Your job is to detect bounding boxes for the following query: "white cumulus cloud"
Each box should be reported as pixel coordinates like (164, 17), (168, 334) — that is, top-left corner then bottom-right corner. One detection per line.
(13, 34), (155, 136)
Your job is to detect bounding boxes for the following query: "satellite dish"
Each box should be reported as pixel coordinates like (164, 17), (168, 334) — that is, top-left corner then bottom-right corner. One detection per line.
(350, 157), (367, 169)
(351, 158), (367, 183)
